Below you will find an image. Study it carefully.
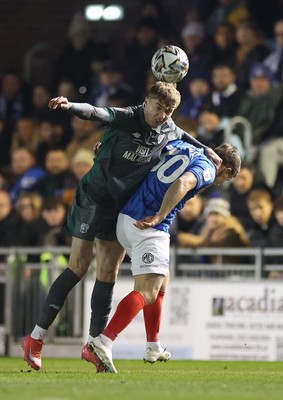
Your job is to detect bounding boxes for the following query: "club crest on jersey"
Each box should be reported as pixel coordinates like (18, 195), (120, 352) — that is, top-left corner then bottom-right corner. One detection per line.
(132, 132), (141, 138)
(80, 223), (90, 233)
(203, 168), (213, 182)
(142, 253), (154, 264)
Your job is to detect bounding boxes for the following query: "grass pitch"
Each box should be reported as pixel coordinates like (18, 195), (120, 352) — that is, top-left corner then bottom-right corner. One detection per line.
(0, 358), (283, 400)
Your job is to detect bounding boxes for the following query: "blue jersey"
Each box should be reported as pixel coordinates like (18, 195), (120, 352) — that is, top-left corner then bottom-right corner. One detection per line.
(120, 140), (216, 232)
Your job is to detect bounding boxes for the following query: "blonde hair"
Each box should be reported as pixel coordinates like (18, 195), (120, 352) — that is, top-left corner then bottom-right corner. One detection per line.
(147, 81), (181, 110)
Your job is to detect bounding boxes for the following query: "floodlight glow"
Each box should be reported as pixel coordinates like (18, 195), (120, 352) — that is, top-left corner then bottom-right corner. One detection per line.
(85, 5), (104, 21)
(103, 5), (124, 21)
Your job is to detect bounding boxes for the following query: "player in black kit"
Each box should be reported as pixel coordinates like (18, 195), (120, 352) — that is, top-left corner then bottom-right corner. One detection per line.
(22, 81), (221, 371)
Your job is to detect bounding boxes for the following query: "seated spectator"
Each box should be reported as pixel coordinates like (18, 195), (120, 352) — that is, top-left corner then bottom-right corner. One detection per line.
(264, 19), (283, 86)
(14, 192), (45, 247)
(66, 116), (103, 160)
(179, 21), (213, 94)
(89, 62), (133, 108)
(62, 149), (94, 206)
(210, 22), (237, 68)
(208, 0), (251, 34)
(0, 68), (32, 167)
(246, 189), (275, 247)
(178, 197), (249, 264)
(30, 84), (52, 124)
(40, 196), (70, 246)
(36, 118), (68, 167)
(228, 163), (269, 230)
(9, 148), (46, 203)
(204, 64), (245, 117)
(52, 12), (110, 94)
(10, 117), (41, 156)
(0, 189), (17, 248)
(32, 148), (74, 198)
(234, 19), (271, 89)
(197, 108), (245, 158)
(172, 194), (205, 245)
(179, 75), (210, 119)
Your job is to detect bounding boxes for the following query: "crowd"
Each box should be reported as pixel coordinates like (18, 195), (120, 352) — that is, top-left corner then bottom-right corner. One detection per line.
(0, 0), (283, 270)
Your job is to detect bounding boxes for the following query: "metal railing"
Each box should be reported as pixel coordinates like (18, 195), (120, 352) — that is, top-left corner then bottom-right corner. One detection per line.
(1, 246), (283, 356)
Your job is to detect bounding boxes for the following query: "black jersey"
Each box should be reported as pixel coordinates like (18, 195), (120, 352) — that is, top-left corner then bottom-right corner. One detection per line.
(79, 105), (185, 208)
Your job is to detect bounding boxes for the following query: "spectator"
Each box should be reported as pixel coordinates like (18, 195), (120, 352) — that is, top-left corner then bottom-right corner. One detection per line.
(173, 194), (205, 245)
(178, 197), (249, 264)
(0, 68), (32, 167)
(52, 12), (110, 95)
(32, 148), (73, 198)
(122, 17), (160, 102)
(208, 0), (251, 34)
(66, 116), (103, 160)
(89, 63), (132, 108)
(234, 19), (271, 89)
(9, 148), (46, 203)
(179, 21), (213, 93)
(210, 22), (238, 68)
(228, 163), (268, 229)
(204, 64), (245, 117)
(36, 118), (68, 167)
(62, 149), (94, 206)
(179, 75), (210, 119)
(237, 62), (283, 146)
(14, 192), (45, 247)
(197, 108), (245, 158)
(40, 196), (69, 246)
(264, 19), (283, 85)
(246, 188), (275, 247)
(10, 117), (40, 156)
(0, 189), (17, 248)
(30, 84), (51, 124)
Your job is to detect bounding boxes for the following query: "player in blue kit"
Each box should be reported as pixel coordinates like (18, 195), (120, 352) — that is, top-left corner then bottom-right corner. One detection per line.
(88, 141), (241, 373)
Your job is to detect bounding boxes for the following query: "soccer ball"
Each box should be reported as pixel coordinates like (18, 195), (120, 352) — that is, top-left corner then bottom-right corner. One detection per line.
(151, 45), (189, 83)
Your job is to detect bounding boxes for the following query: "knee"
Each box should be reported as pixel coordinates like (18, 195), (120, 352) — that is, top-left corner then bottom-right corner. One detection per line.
(69, 258), (91, 279)
(96, 267), (119, 282)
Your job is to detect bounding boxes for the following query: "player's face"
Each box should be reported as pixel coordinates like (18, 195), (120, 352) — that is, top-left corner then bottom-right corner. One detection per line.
(143, 98), (174, 128)
(215, 166), (237, 184)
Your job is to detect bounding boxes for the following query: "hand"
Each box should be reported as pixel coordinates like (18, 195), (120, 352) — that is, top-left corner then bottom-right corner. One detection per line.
(48, 96), (71, 110)
(204, 147), (222, 171)
(134, 214), (163, 230)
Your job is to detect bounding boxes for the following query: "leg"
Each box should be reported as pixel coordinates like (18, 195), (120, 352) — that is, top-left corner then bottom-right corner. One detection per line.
(143, 271), (169, 347)
(82, 239), (125, 371)
(89, 238), (125, 337)
(89, 273), (164, 373)
(23, 237), (93, 370)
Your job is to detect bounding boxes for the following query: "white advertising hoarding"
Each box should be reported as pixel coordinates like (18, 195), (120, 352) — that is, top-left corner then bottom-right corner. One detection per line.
(84, 280), (283, 361)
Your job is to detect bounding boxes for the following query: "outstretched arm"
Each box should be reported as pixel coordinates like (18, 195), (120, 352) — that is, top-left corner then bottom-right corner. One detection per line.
(181, 132), (222, 170)
(134, 171), (198, 230)
(48, 96), (110, 122)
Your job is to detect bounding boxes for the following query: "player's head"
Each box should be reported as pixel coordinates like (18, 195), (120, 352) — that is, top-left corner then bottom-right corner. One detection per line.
(214, 143), (241, 183)
(143, 81), (181, 128)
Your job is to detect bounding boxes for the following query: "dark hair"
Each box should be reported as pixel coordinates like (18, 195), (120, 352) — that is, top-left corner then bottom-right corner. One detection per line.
(214, 143), (241, 178)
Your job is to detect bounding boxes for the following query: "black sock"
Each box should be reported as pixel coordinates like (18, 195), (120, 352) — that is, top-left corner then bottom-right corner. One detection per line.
(89, 279), (115, 337)
(36, 268), (80, 329)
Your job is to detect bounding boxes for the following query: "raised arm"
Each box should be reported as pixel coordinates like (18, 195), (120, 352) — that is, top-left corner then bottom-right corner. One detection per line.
(48, 96), (111, 122)
(134, 171), (198, 230)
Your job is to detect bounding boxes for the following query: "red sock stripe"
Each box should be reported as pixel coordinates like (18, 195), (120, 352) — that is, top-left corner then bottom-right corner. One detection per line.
(143, 290), (165, 342)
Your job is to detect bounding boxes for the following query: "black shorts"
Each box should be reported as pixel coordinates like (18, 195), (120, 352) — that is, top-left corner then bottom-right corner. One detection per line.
(62, 181), (119, 241)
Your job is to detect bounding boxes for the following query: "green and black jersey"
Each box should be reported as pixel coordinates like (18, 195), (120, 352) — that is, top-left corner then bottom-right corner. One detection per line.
(64, 103), (204, 240)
